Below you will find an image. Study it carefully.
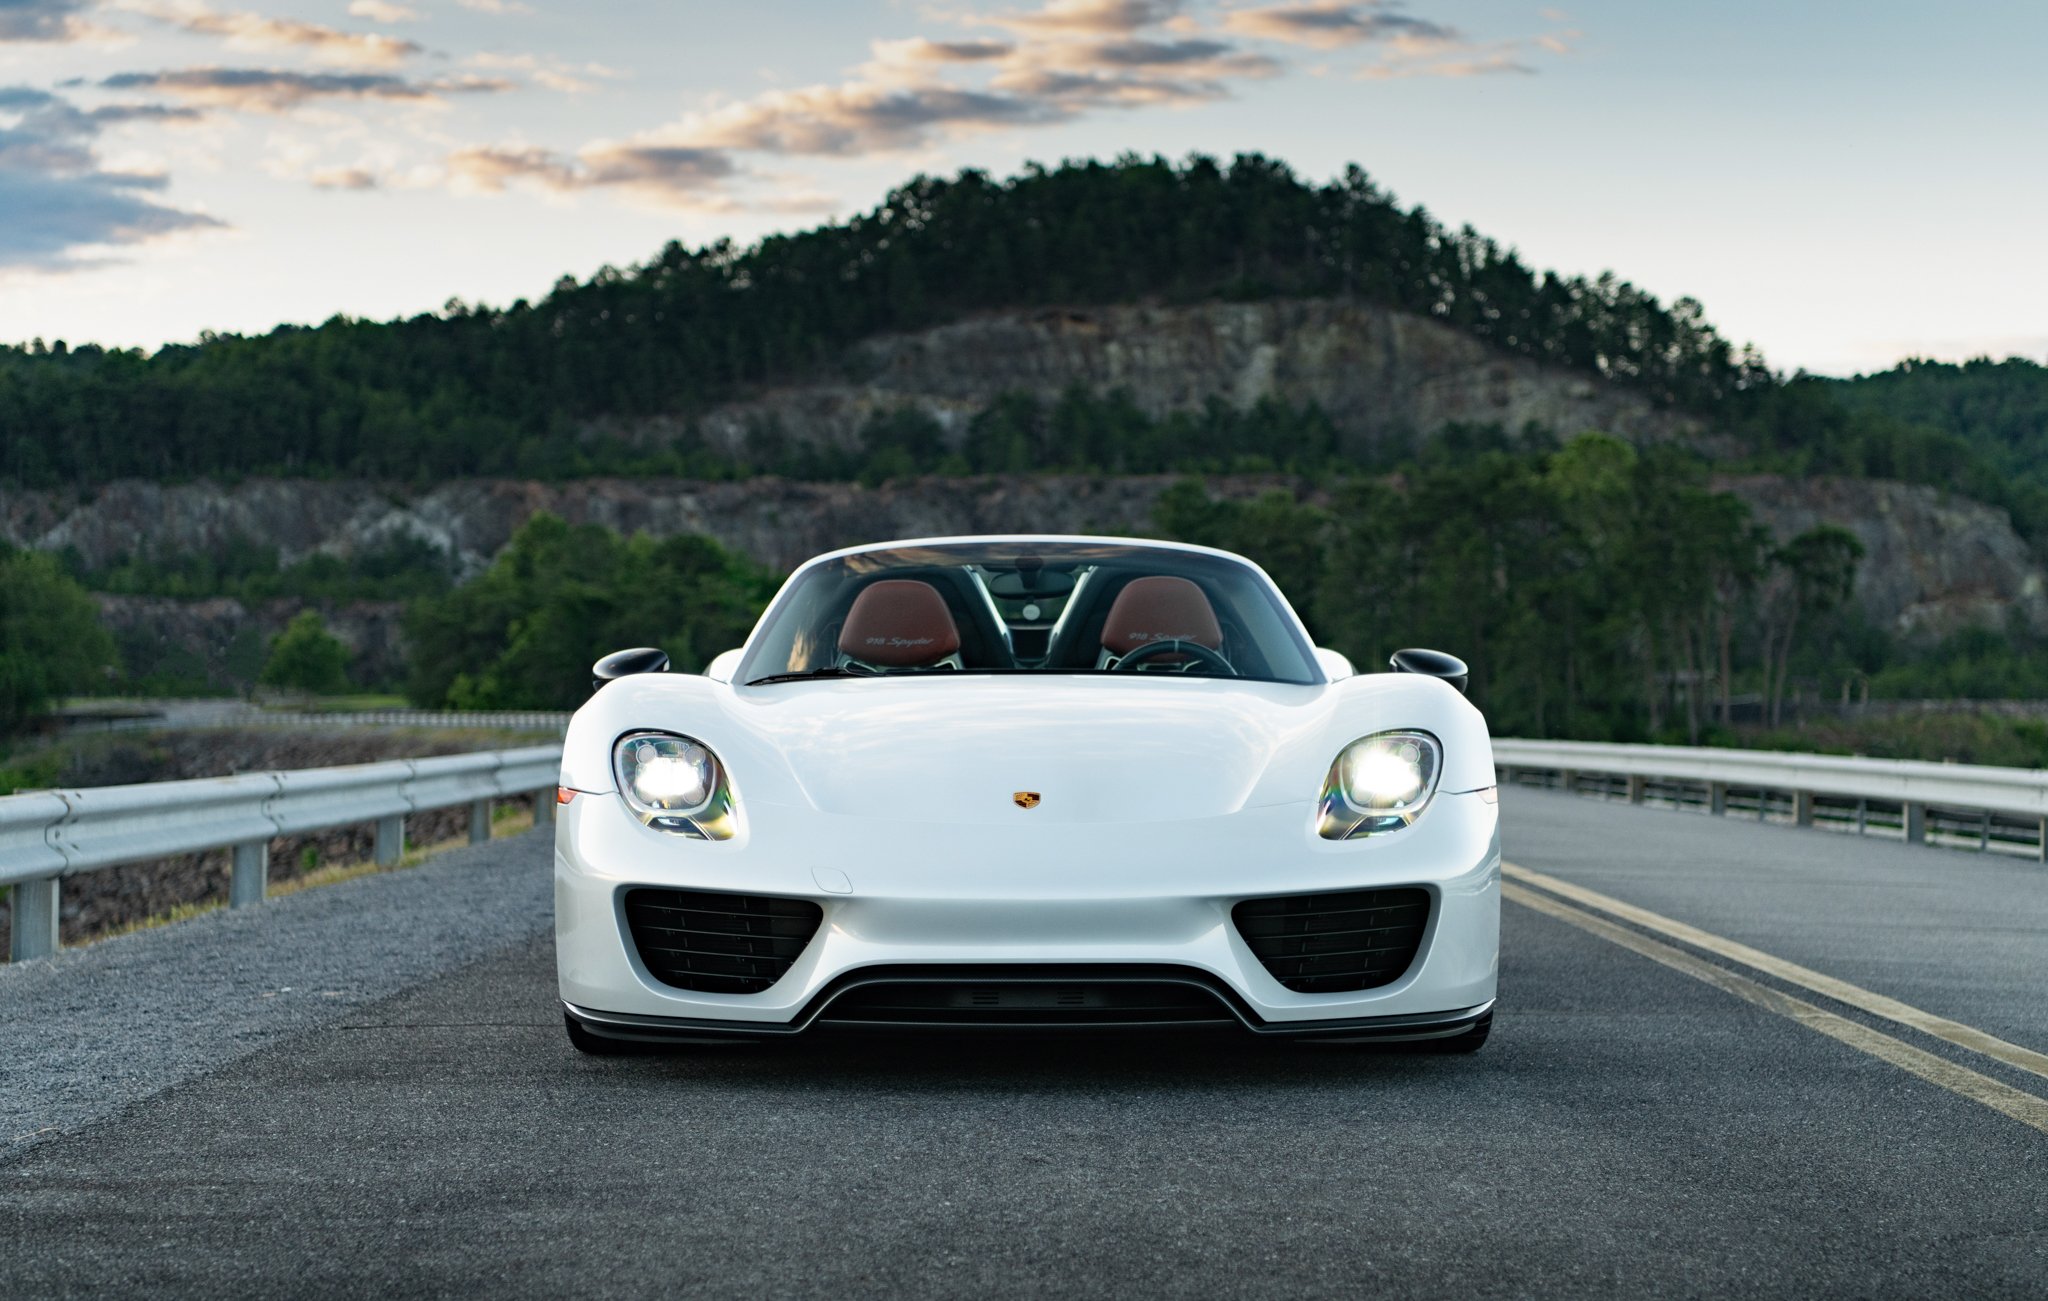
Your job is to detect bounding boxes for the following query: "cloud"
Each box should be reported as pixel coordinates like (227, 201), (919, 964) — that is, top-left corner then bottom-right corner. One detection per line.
(684, 29), (1278, 157)
(989, 0), (1186, 35)
(432, 0), (1539, 218)
(101, 67), (514, 110)
(0, 0), (94, 41)
(346, 0), (419, 20)
(1222, 2), (1458, 50)
(310, 164), (379, 189)
(0, 84), (222, 270)
(118, 0), (423, 66)
(1357, 51), (1534, 79)
(862, 36), (1016, 81)
(449, 140), (736, 200)
(976, 33), (1280, 108)
(455, 0), (532, 12)
(685, 82), (1057, 156)
(469, 51), (627, 94)
(874, 37), (1016, 63)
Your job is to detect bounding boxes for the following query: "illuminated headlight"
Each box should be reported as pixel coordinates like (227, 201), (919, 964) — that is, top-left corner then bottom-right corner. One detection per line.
(1318, 731), (1442, 840)
(612, 731), (738, 840)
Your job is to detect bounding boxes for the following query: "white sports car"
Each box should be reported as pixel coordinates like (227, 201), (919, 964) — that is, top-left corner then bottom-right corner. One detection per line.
(554, 536), (1500, 1052)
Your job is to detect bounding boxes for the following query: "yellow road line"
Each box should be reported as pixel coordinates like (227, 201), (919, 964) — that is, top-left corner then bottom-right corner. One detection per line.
(1503, 860), (2048, 1084)
(1502, 882), (2048, 1137)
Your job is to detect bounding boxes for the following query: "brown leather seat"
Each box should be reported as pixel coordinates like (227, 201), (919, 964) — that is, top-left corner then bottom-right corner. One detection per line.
(1100, 576), (1223, 658)
(838, 579), (963, 668)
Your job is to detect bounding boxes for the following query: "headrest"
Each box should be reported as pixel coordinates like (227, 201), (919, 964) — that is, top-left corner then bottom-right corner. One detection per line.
(839, 580), (962, 668)
(1100, 576), (1223, 655)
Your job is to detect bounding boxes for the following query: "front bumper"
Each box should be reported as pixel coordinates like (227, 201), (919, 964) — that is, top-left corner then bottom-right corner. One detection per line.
(555, 788), (1500, 1032)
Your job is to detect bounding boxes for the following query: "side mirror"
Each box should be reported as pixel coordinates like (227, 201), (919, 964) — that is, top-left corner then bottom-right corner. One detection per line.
(592, 646), (669, 691)
(704, 648), (744, 683)
(1313, 647), (1355, 681)
(1389, 647), (1469, 695)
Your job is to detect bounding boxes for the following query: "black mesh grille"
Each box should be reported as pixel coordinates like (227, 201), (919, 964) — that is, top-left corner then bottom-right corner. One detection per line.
(622, 889), (823, 994)
(1233, 888), (1430, 993)
(819, 977), (1233, 1027)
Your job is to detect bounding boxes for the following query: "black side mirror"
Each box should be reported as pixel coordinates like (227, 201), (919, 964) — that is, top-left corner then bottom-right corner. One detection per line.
(592, 647), (670, 691)
(1389, 647), (1469, 695)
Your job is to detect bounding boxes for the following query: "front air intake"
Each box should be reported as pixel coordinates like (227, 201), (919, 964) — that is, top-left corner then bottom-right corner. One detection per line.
(1232, 888), (1431, 993)
(622, 888), (824, 994)
(816, 971), (1236, 1027)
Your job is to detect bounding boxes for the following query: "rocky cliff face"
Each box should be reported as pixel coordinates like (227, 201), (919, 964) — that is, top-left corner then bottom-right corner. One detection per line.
(6, 472), (2039, 648)
(669, 299), (1710, 460)
(1715, 475), (2046, 639)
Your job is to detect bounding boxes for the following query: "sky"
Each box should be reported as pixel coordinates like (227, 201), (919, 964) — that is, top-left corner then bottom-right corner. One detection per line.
(1, 0), (2042, 377)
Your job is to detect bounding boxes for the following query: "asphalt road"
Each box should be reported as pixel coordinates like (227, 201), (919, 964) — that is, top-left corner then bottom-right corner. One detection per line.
(4, 789), (2045, 1298)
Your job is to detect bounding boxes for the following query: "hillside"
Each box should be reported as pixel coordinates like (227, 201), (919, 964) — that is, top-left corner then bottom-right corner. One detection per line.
(0, 154), (1755, 488)
(6, 469), (2041, 678)
(1830, 357), (2048, 482)
(4, 154), (2044, 748)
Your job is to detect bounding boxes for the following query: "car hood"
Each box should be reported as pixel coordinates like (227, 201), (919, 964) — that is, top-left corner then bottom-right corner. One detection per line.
(732, 676), (1327, 823)
(565, 671), (1495, 827)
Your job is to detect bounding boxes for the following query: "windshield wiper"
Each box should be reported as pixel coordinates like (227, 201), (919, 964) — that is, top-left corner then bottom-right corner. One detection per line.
(742, 668), (873, 686)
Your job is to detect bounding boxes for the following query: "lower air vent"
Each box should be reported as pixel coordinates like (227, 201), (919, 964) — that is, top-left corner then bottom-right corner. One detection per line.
(622, 888), (824, 994)
(1233, 888), (1431, 993)
(818, 974), (1235, 1027)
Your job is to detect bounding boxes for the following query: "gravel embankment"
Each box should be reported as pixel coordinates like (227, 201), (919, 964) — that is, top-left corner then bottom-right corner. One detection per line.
(0, 826), (553, 1161)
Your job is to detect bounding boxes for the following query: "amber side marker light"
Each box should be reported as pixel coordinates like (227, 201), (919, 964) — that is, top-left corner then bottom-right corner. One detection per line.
(557, 786), (577, 805)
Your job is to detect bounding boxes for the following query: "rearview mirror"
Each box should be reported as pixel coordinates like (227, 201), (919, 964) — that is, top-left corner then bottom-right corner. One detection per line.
(1389, 647), (1469, 695)
(592, 646), (669, 691)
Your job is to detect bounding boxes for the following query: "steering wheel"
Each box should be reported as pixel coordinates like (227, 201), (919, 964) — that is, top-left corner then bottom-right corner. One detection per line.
(1112, 638), (1237, 676)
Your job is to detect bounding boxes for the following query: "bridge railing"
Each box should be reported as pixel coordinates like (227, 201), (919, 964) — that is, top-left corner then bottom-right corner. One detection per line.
(1495, 739), (2048, 860)
(1, 745), (563, 962)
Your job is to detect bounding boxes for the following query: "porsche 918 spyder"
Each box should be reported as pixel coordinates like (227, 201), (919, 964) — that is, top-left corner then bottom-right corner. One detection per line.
(554, 536), (1499, 1052)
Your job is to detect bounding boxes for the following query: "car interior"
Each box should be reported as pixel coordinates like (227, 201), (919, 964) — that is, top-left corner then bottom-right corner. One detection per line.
(825, 562), (1254, 677)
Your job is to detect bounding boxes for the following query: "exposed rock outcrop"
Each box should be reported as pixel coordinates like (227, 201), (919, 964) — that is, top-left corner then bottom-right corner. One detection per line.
(1716, 475), (2046, 639)
(6, 472), (2040, 646)
(671, 299), (1711, 460)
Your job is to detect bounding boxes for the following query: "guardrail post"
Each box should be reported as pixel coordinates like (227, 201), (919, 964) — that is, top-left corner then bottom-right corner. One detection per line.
(1793, 790), (1815, 827)
(533, 789), (555, 828)
(1904, 801), (1927, 844)
(468, 799), (492, 845)
(1626, 775), (1647, 805)
(2038, 816), (2046, 863)
(1559, 769), (1578, 795)
(375, 814), (405, 866)
(229, 840), (269, 908)
(1709, 781), (1728, 816)
(9, 876), (60, 961)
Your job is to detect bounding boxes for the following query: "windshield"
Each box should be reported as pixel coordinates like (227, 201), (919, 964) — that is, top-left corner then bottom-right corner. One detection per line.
(738, 541), (1321, 686)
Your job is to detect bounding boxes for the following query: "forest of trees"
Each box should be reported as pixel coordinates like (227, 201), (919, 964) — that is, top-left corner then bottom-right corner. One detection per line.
(0, 545), (117, 732)
(1151, 434), (1865, 743)
(3, 154), (2037, 531)
(0, 154), (1766, 488)
(403, 516), (777, 711)
(3, 154), (2042, 744)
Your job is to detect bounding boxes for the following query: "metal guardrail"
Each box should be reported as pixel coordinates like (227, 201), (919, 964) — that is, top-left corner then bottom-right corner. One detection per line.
(1, 745), (563, 962)
(58, 707), (571, 735)
(1495, 739), (2048, 860)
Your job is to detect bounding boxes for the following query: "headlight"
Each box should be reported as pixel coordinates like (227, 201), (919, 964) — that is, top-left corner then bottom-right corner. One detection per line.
(613, 731), (738, 840)
(1318, 731), (1441, 840)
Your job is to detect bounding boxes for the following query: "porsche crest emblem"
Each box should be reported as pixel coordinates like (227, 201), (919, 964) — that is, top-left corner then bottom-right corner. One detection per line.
(1013, 791), (1042, 810)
